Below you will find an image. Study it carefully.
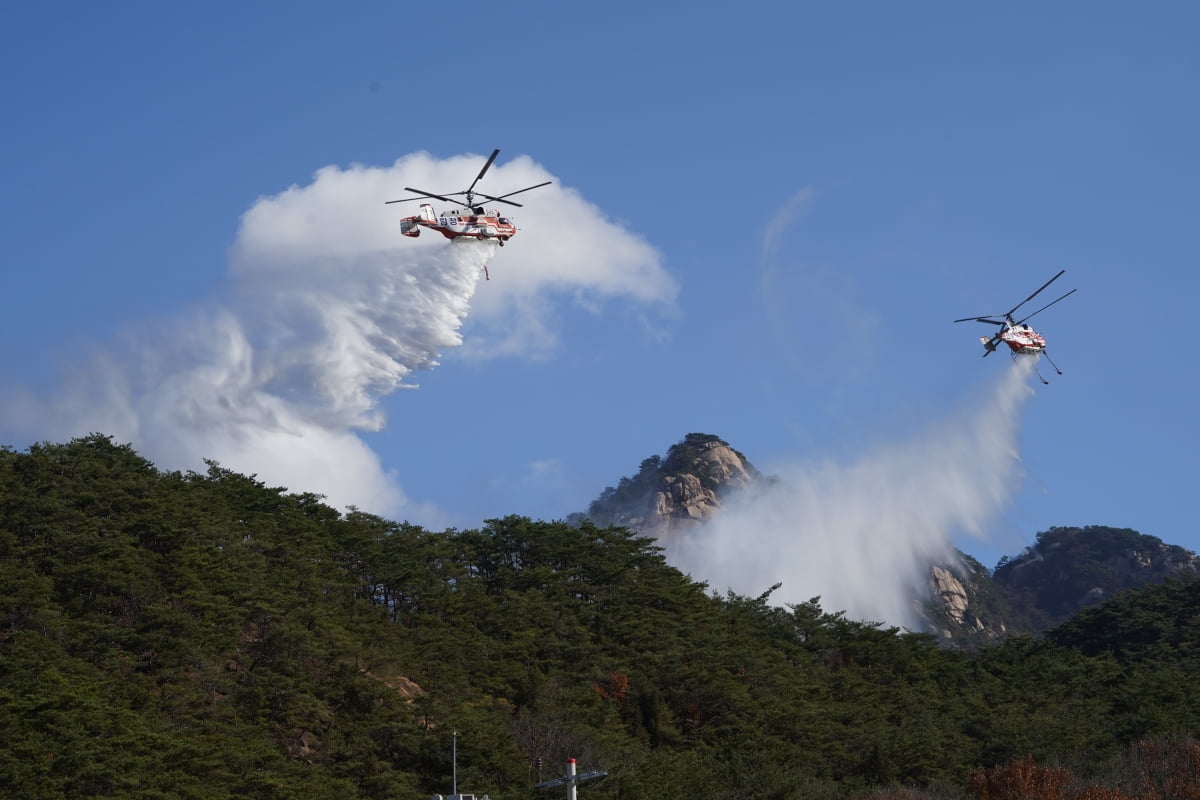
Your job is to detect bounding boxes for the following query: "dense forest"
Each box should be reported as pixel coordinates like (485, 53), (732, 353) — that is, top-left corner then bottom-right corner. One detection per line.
(2, 436), (1199, 799)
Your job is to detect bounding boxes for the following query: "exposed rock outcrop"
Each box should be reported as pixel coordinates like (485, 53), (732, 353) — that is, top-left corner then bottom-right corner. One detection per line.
(581, 433), (762, 543)
(921, 557), (1010, 648)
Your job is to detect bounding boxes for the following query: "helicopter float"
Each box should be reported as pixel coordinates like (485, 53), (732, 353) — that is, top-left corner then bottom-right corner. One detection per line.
(954, 269), (1076, 384)
(385, 149), (550, 277)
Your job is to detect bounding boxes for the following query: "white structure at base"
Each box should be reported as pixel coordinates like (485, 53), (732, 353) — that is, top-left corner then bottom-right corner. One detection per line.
(534, 758), (608, 800)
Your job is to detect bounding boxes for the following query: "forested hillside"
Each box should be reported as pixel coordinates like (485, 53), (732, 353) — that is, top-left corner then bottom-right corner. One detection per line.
(2, 436), (1199, 799)
(992, 525), (1200, 629)
(579, 433), (1200, 650)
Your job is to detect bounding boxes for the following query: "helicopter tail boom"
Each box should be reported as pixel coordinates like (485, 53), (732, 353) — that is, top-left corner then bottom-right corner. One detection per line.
(398, 203), (437, 237)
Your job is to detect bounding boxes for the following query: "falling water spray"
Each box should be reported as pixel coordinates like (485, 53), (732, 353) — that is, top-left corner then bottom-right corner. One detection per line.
(667, 356), (1038, 627)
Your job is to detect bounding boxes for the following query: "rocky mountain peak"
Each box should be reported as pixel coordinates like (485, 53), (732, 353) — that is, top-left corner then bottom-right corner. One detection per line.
(582, 433), (763, 542)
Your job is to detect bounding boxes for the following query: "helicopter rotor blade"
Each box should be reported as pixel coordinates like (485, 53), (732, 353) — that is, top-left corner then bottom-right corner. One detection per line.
(1006, 269), (1066, 318)
(473, 181), (553, 208)
(387, 153), (549, 211)
(401, 188), (475, 209)
(385, 187), (458, 205)
(475, 181), (554, 206)
(473, 193), (524, 208)
(465, 149), (501, 197)
(1015, 288), (1077, 325)
(491, 181), (552, 200)
(953, 315), (1005, 325)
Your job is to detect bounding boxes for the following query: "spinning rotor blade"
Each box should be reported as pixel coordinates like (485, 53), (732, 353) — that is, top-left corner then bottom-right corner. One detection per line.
(953, 315), (1005, 325)
(1015, 288), (1076, 325)
(491, 181), (552, 200)
(465, 148), (501, 196)
(385, 187), (458, 205)
(474, 193), (524, 208)
(385, 152), (549, 211)
(476, 182), (553, 208)
(1006, 269), (1065, 319)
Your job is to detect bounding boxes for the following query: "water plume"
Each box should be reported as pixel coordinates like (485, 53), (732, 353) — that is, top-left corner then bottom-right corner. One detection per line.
(2, 152), (675, 520)
(667, 356), (1037, 627)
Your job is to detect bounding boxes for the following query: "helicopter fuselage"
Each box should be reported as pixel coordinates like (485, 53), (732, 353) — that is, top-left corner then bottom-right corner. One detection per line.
(984, 323), (1047, 355)
(399, 202), (516, 243)
(387, 148), (550, 257)
(957, 269), (1075, 362)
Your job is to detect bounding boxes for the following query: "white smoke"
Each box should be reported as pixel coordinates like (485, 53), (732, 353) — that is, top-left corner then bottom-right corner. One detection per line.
(3, 151), (675, 519)
(666, 356), (1037, 628)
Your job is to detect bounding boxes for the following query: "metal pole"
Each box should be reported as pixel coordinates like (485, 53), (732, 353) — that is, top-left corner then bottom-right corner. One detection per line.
(452, 730), (457, 796)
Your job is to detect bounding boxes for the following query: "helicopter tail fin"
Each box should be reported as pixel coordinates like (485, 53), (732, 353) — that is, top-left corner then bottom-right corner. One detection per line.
(399, 203), (438, 237)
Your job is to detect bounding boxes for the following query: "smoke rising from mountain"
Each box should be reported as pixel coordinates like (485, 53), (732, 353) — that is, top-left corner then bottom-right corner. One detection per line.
(3, 152), (674, 519)
(667, 357), (1036, 628)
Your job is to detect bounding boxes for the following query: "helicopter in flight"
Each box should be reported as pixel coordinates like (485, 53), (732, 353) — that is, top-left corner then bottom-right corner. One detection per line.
(954, 269), (1076, 384)
(385, 148), (550, 252)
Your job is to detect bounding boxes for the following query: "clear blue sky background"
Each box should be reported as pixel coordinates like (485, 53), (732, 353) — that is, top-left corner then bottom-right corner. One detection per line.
(2, 2), (1197, 573)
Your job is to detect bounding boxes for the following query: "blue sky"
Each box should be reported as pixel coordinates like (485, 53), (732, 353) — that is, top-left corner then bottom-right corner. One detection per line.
(2, 3), (1198, 594)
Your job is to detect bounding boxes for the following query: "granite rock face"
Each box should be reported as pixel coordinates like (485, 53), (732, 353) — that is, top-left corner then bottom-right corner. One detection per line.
(583, 433), (761, 543)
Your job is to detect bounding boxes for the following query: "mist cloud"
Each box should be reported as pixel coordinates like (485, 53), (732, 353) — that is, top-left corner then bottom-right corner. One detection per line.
(4, 151), (675, 521)
(666, 357), (1036, 628)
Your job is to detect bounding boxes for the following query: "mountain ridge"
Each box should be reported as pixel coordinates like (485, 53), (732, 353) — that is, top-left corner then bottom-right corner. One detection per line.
(577, 432), (1200, 647)
(5, 433), (1200, 798)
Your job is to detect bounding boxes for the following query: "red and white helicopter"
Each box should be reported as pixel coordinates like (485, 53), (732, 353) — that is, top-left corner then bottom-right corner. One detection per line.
(954, 269), (1076, 384)
(384, 149), (550, 272)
